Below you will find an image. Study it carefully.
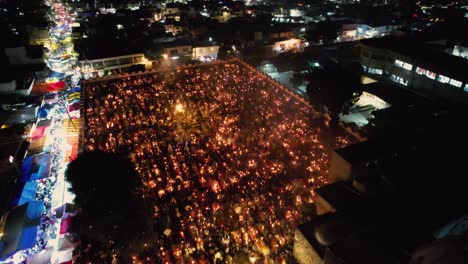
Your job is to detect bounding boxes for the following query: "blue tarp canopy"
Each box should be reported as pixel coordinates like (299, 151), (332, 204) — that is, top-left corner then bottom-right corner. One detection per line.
(20, 156), (33, 180)
(37, 107), (49, 119)
(48, 70), (65, 79)
(18, 182), (38, 206)
(11, 182), (38, 207)
(20, 153), (51, 182)
(25, 201), (44, 220)
(37, 104), (54, 119)
(71, 87), (80, 93)
(0, 201), (43, 260)
(29, 158), (51, 181)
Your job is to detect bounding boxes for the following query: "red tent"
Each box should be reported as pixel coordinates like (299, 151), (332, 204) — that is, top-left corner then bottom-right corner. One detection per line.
(32, 126), (47, 140)
(47, 81), (65, 92)
(31, 82), (49, 95)
(60, 217), (72, 234)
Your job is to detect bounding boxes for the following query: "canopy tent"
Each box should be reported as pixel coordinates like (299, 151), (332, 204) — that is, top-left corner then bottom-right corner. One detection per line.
(48, 70), (65, 80)
(44, 93), (59, 104)
(67, 94), (79, 105)
(32, 82), (49, 96)
(36, 119), (52, 128)
(27, 138), (46, 155)
(32, 126), (48, 140)
(27, 237), (75, 264)
(51, 237), (74, 264)
(53, 204), (75, 219)
(60, 217), (71, 235)
(0, 201), (44, 261)
(67, 102), (79, 112)
(32, 120), (52, 140)
(20, 153), (51, 182)
(37, 108), (49, 119)
(51, 180), (75, 212)
(26, 247), (52, 264)
(28, 157), (51, 181)
(20, 156), (34, 181)
(37, 104), (55, 119)
(62, 119), (80, 134)
(11, 181), (39, 207)
(67, 97), (79, 105)
(70, 87), (80, 93)
(47, 81), (65, 92)
(68, 91), (81, 99)
(27, 137), (52, 155)
(66, 142), (78, 162)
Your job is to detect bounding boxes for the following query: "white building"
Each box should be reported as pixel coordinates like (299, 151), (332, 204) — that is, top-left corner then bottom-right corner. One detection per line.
(163, 45), (192, 59)
(451, 45), (468, 59)
(79, 53), (148, 79)
(356, 24), (401, 39)
(192, 46), (219, 61)
(165, 23), (183, 35)
(273, 38), (302, 53)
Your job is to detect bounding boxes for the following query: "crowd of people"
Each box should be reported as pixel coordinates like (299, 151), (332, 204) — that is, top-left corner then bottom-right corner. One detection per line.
(83, 61), (331, 263)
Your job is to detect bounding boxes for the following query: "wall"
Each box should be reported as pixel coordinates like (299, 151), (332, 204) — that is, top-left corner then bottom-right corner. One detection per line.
(164, 45), (192, 57)
(79, 53), (146, 79)
(328, 151), (352, 183)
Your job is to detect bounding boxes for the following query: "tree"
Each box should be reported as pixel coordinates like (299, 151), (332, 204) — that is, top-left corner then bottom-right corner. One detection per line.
(217, 43), (237, 60)
(126, 64), (146, 73)
(65, 151), (152, 257)
(306, 21), (340, 45)
(304, 66), (362, 117)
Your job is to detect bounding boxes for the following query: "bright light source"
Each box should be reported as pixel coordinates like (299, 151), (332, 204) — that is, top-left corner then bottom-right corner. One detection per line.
(209, 37), (212, 42)
(9, 155), (14, 163)
(175, 103), (184, 113)
(163, 54), (168, 59)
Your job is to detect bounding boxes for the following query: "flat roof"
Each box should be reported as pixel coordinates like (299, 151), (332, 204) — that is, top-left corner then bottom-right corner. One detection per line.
(362, 82), (432, 109)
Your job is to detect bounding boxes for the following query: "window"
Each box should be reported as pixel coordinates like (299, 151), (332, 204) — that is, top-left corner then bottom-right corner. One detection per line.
(425, 70), (436, 80)
(464, 84), (468, 93)
(390, 74), (408, 86)
(416, 67), (426, 75)
(437, 75), (450, 84)
(368, 67), (383, 75)
(416, 67), (436, 79)
(394, 59), (404, 67)
(394, 59), (413, 71)
(449, 79), (462, 88)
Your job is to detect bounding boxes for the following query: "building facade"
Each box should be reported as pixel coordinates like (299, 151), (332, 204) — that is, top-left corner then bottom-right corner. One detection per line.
(192, 46), (219, 61)
(79, 53), (147, 79)
(359, 38), (468, 104)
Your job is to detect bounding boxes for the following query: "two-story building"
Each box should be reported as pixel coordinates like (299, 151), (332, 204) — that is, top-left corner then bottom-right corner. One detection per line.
(359, 37), (468, 104)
